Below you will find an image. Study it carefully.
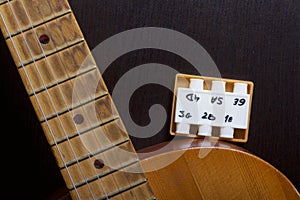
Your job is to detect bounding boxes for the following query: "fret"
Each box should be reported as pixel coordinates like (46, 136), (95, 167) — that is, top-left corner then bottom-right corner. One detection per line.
(68, 162), (148, 200)
(58, 41), (97, 77)
(0, 0), (71, 38)
(5, 12), (84, 67)
(0, 1), (31, 38)
(29, 68), (107, 121)
(46, 0), (71, 16)
(0, 0), (7, 5)
(61, 141), (139, 188)
(52, 119), (130, 167)
(18, 50), (68, 94)
(18, 42), (97, 95)
(41, 94), (119, 145)
(22, 0), (53, 24)
(71, 69), (108, 105)
(0, 1), (156, 199)
(111, 182), (156, 200)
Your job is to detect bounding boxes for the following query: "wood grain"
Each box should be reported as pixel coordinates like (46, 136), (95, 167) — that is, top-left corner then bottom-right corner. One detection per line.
(0, 0), (155, 199)
(0, 0), (299, 199)
(29, 68), (107, 121)
(139, 138), (300, 200)
(0, 0), (71, 38)
(17, 41), (97, 94)
(51, 119), (130, 168)
(5, 12), (84, 67)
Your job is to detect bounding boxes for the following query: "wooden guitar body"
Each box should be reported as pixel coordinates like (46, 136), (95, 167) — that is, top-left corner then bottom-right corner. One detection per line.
(139, 138), (300, 200)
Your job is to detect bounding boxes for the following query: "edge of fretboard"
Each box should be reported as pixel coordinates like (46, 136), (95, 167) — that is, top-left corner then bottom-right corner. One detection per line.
(0, 1), (156, 199)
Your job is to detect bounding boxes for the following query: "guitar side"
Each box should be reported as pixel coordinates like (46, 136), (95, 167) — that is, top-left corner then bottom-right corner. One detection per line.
(139, 138), (300, 200)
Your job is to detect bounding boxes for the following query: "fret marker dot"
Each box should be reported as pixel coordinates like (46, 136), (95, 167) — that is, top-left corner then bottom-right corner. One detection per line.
(39, 34), (50, 44)
(73, 114), (84, 124)
(94, 159), (105, 169)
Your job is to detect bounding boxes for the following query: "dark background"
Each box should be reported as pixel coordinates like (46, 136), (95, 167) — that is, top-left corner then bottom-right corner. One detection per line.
(0, 0), (299, 199)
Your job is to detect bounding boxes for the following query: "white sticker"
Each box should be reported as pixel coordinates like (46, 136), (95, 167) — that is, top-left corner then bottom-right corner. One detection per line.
(175, 88), (250, 129)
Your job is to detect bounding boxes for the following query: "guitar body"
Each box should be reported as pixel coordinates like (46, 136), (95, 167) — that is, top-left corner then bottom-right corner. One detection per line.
(0, 0), (299, 199)
(139, 138), (300, 200)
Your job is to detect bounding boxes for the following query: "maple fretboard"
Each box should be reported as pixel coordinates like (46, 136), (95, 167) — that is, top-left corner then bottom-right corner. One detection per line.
(0, 0), (155, 199)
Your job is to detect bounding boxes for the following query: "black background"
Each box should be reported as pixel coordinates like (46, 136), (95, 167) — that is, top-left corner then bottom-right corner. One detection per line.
(0, 0), (299, 199)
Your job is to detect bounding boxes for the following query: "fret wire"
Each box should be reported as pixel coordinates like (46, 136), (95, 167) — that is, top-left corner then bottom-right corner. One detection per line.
(27, 65), (97, 97)
(15, 39), (84, 70)
(47, 26), (112, 200)
(27, 1), (132, 198)
(47, 4), (143, 199)
(3, 1), (150, 199)
(2, 9), (71, 40)
(0, 10), (83, 199)
(24, 1), (112, 198)
(10, 0), (111, 199)
(3, 1), (91, 199)
(11, 0), (124, 199)
(0, 0), (6, 6)
(98, 119), (135, 200)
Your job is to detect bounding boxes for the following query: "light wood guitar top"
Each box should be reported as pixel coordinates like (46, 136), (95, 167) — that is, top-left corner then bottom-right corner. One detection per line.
(139, 138), (300, 200)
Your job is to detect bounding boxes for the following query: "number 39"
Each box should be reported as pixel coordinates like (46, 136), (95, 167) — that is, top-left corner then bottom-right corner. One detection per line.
(233, 98), (246, 106)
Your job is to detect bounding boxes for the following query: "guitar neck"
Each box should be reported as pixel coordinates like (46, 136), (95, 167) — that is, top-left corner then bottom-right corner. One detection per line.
(0, 0), (155, 199)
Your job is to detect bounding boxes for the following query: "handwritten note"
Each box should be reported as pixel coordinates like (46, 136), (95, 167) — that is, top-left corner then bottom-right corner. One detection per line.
(175, 88), (250, 129)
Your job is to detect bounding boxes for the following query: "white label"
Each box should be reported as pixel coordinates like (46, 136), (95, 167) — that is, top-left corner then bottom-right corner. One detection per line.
(175, 88), (250, 129)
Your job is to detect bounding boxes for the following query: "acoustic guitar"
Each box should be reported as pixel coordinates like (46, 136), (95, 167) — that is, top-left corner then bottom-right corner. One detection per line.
(0, 0), (299, 199)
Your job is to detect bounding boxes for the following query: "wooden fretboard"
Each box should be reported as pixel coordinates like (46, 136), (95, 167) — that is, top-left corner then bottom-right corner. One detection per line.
(0, 0), (155, 199)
